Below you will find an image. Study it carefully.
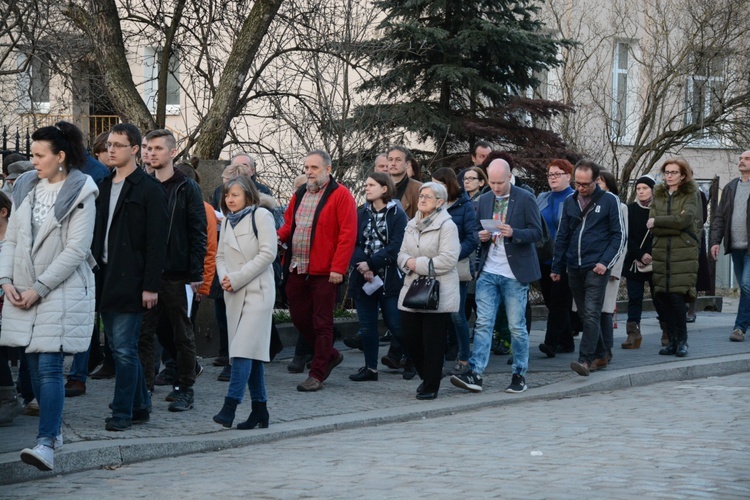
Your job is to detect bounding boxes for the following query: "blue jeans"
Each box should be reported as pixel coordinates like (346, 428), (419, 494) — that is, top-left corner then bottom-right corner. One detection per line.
(731, 250), (750, 333)
(451, 281), (471, 362)
(355, 290), (400, 370)
(470, 272), (530, 376)
(227, 358), (267, 403)
(25, 352), (64, 448)
(67, 350), (90, 382)
(568, 267), (608, 363)
(103, 312), (151, 420)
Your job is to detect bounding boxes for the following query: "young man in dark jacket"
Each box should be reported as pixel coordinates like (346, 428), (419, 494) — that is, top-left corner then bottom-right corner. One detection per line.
(140, 129), (207, 411)
(92, 123), (169, 431)
(551, 159), (625, 376)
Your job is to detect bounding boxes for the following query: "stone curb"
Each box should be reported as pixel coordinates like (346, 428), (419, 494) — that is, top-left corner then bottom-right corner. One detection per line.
(2, 352), (747, 485)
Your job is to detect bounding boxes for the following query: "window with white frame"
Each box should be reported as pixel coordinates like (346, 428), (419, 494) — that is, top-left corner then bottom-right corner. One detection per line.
(17, 52), (50, 113)
(144, 47), (181, 115)
(611, 41), (632, 141)
(685, 54), (725, 140)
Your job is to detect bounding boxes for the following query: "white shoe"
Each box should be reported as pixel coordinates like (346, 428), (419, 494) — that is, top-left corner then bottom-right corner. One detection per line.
(20, 444), (54, 471)
(55, 432), (63, 450)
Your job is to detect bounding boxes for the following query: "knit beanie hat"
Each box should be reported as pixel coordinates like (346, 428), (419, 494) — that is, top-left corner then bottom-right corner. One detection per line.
(635, 175), (655, 190)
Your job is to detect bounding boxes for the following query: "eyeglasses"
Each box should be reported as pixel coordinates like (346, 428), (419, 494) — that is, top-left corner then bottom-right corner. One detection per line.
(664, 170), (681, 176)
(105, 142), (131, 150)
(463, 176), (479, 181)
(547, 172), (567, 179)
(418, 194), (436, 200)
(574, 181), (595, 188)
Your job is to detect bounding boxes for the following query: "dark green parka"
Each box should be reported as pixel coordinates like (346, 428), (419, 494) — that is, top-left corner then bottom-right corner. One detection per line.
(649, 180), (702, 301)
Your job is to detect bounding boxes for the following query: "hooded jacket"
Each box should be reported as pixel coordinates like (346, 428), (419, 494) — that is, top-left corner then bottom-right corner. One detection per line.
(0, 169), (98, 353)
(650, 180), (702, 299)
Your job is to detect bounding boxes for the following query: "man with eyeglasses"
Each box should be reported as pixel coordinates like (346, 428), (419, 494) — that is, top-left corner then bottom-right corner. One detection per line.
(551, 159), (625, 376)
(710, 150), (750, 343)
(92, 123), (168, 430)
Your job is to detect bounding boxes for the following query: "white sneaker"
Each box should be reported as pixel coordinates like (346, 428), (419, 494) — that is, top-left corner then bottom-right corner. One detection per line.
(20, 444), (54, 471)
(55, 432), (63, 450)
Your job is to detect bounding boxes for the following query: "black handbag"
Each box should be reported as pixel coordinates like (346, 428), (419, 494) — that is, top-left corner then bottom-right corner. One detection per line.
(402, 259), (440, 310)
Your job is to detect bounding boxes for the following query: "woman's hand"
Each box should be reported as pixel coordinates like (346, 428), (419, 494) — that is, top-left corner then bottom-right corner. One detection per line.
(18, 289), (40, 309)
(2, 284), (21, 307)
(646, 218), (655, 229)
(406, 258), (417, 272)
(641, 253), (652, 265)
(221, 275), (234, 292)
(356, 261), (370, 274)
(363, 270), (374, 282)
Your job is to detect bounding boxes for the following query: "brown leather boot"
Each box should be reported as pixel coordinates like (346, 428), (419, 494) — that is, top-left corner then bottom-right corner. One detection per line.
(621, 321), (642, 349)
(660, 321), (669, 346)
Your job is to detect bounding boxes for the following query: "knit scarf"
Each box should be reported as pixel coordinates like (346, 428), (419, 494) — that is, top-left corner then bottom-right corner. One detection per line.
(227, 206), (254, 228)
(415, 209), (441, 232)
(637, 197), (653, 209)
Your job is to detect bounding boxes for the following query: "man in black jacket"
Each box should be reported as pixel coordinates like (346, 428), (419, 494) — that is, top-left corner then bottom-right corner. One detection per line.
(92, 123), (168, 431)
(140, 129), (207, 412)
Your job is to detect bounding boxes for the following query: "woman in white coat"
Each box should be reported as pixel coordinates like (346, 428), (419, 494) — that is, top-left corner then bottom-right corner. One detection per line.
(212, 176), (277, 430)
(0, 121), (98, 471)
(398, 182), (460, 400)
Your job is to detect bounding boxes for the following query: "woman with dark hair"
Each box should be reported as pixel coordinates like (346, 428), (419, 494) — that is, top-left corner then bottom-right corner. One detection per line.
(536, 159), (575, 357)
(0, 121), (98, 471)
(648, 157), (702, 357)
(348, 172), (407, 381)
(462, 166), (488, 202)
(213, 175), (276, 429)
(92, 132), (110, 166)
(431, 167), (477, 375)
(595, 170), (628, 363)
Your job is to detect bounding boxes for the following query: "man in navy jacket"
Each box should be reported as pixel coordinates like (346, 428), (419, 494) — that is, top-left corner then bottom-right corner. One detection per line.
(451, 158), (542, 394)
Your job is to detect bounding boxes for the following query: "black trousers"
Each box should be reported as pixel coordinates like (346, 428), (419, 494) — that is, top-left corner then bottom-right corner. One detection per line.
(401, 311), (449, 394)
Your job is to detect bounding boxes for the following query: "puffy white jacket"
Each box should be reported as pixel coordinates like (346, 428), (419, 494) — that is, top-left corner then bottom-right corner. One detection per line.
(0, 169), (98, 353)
(398, 208), (460, 313)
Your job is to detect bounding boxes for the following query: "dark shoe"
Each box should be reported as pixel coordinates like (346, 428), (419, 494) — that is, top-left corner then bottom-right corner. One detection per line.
(349, 366), (378, 382)
(237, 401), (269, 430)
(343, 334), (363, 350)
(416, 391), (438, 400)
(167, 387), (194, 412)
(538, 344), (556, 358)
(64, 380), (86, 398)
(165, 388), (178, 402)
(105, 417), (132, 432)
(447, 361), (470, 376)
(450, 371), (483, 392)
(212, 356), (229, 367)
(676, 341), (688, 357)
(297, 377), (323, 392)
(381, 353), (402, 370)
(212, 397), (239, 428)
(570, 361), (590, 376)
(556, 345), (575, 354)
(132, 408), (150, 424)
(686, 313), (696, 323)
(154, 367), (176, 386)
(287, 354), (308, 373)
(195, 362), (204, 378)
(379, 330), (392, 345)
(588, 357), (608, 372)
(217, 364), (232, 382)
(505, 373), (527, 394)
(659, 343), (677, 356)
(417, 382), (425, 393)
(323, 353), (344, 381)
(492, 342), (510, 356)
(90, 362), (116, 380)
(402, 359), (417, 380)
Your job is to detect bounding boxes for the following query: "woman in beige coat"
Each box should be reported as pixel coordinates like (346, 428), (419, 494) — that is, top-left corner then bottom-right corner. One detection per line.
(398, 182), (460, 400)
(212, 176), (277, 430)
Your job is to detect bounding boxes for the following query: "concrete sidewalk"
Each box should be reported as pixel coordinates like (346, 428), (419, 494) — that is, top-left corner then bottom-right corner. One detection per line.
(1, 298), (748, 485)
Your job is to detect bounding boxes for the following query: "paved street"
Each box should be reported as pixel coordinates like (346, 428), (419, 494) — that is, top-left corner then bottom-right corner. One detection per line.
(3, 372), (748, 498)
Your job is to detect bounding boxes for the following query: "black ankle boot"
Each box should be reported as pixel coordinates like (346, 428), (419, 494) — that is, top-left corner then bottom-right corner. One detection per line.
(212, 397), (239, 428)
(237, 401), (269, 430)
(676, 341), (688, 357)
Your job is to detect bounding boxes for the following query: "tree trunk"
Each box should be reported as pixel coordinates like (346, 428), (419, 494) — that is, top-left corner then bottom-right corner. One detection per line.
(192, 0), (284, 159)
(155, 0), (187, 128)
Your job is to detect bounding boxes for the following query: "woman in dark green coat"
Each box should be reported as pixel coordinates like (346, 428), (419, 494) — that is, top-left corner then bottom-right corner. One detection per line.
(647, 158), (702, 357)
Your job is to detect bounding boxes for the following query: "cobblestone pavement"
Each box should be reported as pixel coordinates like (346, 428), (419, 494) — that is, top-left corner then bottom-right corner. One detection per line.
(3, 372), (748, 498)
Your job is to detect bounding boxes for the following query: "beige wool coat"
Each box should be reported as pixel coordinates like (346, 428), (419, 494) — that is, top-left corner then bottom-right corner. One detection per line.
(397, 208), (460, 313)
(216, 206), (277, 361)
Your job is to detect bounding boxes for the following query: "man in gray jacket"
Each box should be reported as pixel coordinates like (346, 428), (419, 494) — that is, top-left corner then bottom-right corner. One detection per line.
(710, 150), (750, 342)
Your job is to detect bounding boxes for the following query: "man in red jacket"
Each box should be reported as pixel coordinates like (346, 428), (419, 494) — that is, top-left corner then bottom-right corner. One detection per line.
(278, 150), (357, 391)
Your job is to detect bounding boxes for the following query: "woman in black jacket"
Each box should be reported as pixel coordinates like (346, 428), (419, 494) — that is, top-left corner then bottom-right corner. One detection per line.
(348, 173), (407, 381)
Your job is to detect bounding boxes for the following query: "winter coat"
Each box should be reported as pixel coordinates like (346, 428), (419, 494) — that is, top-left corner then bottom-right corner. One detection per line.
(397, 177), (422, 219)
(197, 202), (218, 296)
(623, 200), (653, 282)
(446, 193), (478, 281)
(349, 201), (407, 299)
(0, 169), (98, 353)
(709, 177), (750, 254)
(650, 180), (702, 299)
(216, 206), (277, 361)
(91, 167), (168, 313)
(397, 209), (460, 313)
(278, 177), (357, 276)
(162, 169), (207, 283)
(602, 203), (628, 313)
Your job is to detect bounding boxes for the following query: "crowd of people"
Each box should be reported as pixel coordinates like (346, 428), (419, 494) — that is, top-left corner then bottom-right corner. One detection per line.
(0, 123), (748, 473)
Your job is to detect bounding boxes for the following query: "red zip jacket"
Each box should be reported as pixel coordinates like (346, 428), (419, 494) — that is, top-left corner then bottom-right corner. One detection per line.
(277, 177), (357, 276)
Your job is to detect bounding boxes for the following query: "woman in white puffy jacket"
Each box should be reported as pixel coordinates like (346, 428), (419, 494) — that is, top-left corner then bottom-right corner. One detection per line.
(0, 121), (98, 472)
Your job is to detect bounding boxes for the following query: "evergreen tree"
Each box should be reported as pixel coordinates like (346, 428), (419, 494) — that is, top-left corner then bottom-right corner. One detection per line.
(354, 0), (575, 172)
